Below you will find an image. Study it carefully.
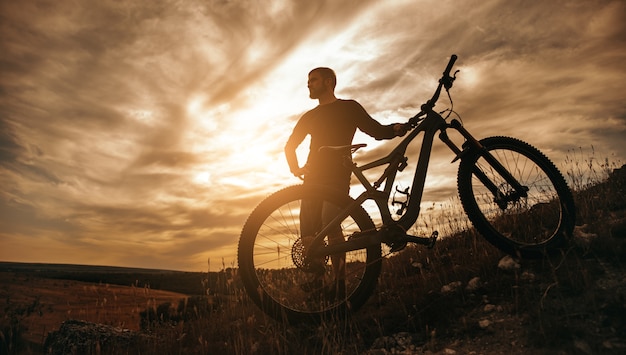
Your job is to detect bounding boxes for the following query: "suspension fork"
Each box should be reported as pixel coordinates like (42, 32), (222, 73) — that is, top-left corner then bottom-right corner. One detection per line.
(441, 119), (528, 203)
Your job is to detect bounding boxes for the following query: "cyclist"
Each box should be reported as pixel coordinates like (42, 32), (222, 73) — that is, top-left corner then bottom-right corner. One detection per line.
(284, 67), (407, 298)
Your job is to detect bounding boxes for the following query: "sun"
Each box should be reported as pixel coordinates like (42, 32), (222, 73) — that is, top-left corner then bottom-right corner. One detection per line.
(183, 93), (302, 193)
(193, 171), (212, 185)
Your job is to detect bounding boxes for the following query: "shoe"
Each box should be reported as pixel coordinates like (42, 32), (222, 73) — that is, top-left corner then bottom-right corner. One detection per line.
(305, 259), (326, 275)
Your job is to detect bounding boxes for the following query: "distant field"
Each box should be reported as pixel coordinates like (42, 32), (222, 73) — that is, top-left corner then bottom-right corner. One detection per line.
(0, 261), (217, 295)
(0, 263), (190, 346)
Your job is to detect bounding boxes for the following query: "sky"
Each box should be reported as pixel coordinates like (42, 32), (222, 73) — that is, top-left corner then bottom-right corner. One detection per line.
(1, 0), (625, 272)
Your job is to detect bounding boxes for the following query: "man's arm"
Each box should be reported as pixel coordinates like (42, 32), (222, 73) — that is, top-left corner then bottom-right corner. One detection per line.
(284, 125), (309, 178)
(351, 100), (407, 139)
(284, 143), (307, 177)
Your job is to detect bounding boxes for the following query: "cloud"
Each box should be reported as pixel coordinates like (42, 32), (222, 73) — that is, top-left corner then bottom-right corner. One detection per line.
(1, 0), (625, 270)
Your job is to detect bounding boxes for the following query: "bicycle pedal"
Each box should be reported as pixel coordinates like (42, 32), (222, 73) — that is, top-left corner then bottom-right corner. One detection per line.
(389, 241), (408, 253)
(428, 231), (439, 249)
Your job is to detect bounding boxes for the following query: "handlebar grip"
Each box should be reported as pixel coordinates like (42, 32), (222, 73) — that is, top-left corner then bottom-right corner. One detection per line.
(443, 54), (458, 76)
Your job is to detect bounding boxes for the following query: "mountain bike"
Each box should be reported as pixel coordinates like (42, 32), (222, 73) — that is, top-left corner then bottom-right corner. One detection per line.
(237, 54), (576, 323)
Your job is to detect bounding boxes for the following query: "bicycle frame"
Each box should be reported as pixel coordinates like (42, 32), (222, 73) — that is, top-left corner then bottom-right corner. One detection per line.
(309, 55), (529, 258)
(309, 109), (458, 257)
(353, 110), (449, 231)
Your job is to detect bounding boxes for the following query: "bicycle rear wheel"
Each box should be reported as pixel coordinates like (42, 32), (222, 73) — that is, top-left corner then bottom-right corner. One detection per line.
(237, 185), (381, 323)
(457, 136), (575, 258)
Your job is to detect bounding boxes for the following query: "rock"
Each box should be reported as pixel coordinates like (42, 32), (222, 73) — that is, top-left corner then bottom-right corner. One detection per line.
(573, 339), (593, 355)
(574, 224), (598, 243)
(44, 320), (154, 355)
(520, 271), (536, 282)
(478, 319), (491, 329)
(497, 255), (520, 271)
(466, 277), (482, 292)
(370, 332), (420, 353)
(603, 338), (626, 351)
(393, 332), (413, 349)
(441, 281), (463, 294)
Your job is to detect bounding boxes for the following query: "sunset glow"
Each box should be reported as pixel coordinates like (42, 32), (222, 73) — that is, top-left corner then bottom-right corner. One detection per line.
(1, 0), (625, 271)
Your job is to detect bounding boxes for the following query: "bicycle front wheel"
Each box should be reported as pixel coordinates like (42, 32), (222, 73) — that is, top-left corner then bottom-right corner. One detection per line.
(237, 185), (381, 323)
(457, 136), (575, 259)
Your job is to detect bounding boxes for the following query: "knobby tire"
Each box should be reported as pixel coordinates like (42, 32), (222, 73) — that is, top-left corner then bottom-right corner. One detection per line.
(237, 185), (381, 324)
(457, 136), (575, 259)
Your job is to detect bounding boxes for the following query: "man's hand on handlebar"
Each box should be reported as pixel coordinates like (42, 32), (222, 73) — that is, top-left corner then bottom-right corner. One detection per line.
(393, 123), (409, 137)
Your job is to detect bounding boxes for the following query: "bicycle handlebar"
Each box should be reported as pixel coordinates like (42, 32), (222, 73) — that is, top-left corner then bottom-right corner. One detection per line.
(443, 54), (458, 78)
(408, 54), (458, 126)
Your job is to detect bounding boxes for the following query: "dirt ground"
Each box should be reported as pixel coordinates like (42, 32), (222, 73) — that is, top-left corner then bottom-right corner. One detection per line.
(0, 272), (186, 346)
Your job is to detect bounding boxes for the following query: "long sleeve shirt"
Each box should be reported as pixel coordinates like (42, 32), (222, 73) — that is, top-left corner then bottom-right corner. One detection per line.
(285, 99), (396, 188)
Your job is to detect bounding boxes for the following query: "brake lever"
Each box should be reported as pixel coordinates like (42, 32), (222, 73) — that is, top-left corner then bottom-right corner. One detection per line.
(444, 70), (460, 90)
(408, 111), (426, 127)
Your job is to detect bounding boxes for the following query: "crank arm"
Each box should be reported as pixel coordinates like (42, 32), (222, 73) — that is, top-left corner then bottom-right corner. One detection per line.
(397, 231), (439, 249)
(309, 230), (382, 258)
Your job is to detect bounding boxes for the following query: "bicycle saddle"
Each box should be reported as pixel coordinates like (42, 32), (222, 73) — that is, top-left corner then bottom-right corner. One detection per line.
(318, 144), (367, 153)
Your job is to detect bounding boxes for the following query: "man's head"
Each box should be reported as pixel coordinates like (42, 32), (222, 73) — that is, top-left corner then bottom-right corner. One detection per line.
(308, 67), (336, 101)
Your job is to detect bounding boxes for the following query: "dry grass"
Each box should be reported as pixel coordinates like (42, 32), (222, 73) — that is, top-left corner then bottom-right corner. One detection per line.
(0, 273), (185, 354)
(2, 150), (625, 354)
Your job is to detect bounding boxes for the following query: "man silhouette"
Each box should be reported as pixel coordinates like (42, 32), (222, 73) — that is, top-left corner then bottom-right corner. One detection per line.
(284, 67), (407, 299)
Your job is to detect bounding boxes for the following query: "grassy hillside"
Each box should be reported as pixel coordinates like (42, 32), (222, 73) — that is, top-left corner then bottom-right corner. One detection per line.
(2, 160), (625, 354)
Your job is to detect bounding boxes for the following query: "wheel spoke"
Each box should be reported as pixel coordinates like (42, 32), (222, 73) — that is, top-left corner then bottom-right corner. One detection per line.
(238, 185), (381, 322)
(458, 137), (575, 258)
